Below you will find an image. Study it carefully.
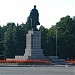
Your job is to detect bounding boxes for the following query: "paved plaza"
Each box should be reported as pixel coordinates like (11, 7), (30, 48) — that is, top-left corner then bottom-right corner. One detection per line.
(0, 65), (74, 75)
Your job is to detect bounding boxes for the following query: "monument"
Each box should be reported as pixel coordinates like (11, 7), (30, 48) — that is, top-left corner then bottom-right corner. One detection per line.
(6, 5), (68, 65)
(15, 5), (48, 60)
(30, 5), (40, 31)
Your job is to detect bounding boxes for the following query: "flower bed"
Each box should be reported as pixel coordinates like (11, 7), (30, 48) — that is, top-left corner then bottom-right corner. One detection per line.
(0, 60), (52, 65)
(65, 60), (75, 65)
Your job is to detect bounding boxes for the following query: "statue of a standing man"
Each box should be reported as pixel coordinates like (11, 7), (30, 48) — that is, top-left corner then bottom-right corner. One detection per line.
(30, 5), (40, 30)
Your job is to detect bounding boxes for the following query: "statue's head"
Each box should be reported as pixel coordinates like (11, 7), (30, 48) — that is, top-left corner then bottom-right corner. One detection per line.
(34, 5), (36, 9)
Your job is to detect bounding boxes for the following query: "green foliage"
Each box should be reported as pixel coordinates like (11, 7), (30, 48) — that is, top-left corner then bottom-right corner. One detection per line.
(16, 23), (26, 55)
(0, 15), (75, 60)
(47, 26), (56, 56)
(55, 16), (75, 59)
(3, 23), (17, 58)
(39, 26), (48, 55)
(0, 26), (4, 55)
(25, 16), (31, 30)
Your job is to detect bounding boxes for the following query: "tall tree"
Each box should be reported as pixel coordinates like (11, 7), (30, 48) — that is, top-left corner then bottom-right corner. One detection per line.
(47, 26), (56, 56)
(56, 15), (74, 59)
(39, 26), (48, 56)
(71, 16), (75, 60)
(3, 23), (17, 58)
(16, 23), (26, 55)
(25, 16), (31, 31)
(0, 26), (4, 55)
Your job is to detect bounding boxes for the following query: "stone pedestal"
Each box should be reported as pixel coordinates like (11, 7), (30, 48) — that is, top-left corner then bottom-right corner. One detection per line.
(15, 30), (48, 60)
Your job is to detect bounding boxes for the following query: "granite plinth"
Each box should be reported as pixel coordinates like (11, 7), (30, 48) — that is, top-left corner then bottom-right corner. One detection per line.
(15, 30), (48, 60)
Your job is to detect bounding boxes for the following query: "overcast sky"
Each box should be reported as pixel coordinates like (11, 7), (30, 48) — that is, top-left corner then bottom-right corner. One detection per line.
(0, 0), (74, 28)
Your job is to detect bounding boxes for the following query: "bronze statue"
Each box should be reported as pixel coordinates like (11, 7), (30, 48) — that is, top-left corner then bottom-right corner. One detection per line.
(30, 5), (40, 30)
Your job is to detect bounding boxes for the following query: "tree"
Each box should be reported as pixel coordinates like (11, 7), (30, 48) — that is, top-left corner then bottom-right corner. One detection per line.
(39, 26), (48, 56)
(0, 26), (4, 55)
(25, 16), (31, 31)
(71, 16), (75, 60)
(3, 23), (17, 58)
(16, 23), (26, 55)
(0, 15), (74, 60)
(47, 26), (56, 56)
(55, 15), (74, 59)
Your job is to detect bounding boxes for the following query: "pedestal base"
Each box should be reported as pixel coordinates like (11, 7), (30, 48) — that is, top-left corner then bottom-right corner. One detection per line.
(15, 30), (48, 60)
(15, 49), (48, 60)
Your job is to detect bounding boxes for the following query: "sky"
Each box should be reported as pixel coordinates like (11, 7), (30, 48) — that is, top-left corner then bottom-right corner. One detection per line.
(0, 0), (74, 28)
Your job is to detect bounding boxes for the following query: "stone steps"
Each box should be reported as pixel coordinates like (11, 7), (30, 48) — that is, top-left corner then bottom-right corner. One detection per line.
(48, 56), (69, 65)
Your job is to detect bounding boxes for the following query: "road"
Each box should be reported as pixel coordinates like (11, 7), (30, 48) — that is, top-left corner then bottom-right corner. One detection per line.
(0, 65), (74, 75)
